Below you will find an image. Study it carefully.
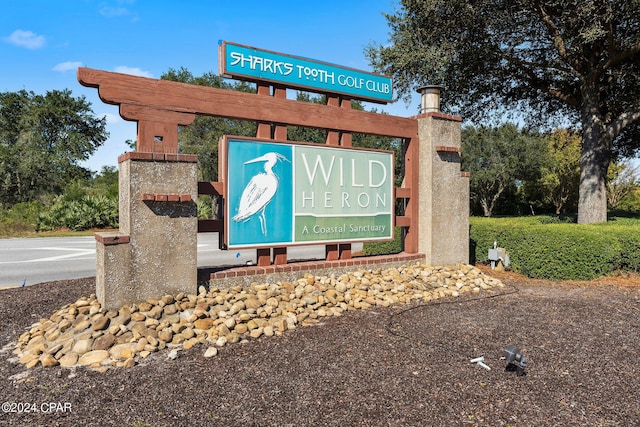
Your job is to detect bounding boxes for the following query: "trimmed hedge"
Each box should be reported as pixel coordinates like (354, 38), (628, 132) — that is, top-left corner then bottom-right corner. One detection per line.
(362, 226), (403, 256)
(470, 216), (640, 280)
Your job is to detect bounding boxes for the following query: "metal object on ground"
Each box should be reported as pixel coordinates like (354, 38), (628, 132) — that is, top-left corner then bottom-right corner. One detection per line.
(488, 242), (510, 270)
(470, 356), (491, 370)
(504, 345), (527, 376)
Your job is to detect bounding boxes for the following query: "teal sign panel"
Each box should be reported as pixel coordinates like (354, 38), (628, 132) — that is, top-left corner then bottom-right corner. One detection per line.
(224, 137), (394, 248)
(219, 41), (393, 103)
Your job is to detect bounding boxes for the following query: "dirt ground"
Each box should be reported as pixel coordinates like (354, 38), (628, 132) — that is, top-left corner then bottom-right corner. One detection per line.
(1, 266), (639, 427)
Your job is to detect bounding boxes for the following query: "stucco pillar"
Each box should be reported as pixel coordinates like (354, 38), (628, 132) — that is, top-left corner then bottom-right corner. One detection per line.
(416, 93), (469, 265)
(95, 153), (198, 310)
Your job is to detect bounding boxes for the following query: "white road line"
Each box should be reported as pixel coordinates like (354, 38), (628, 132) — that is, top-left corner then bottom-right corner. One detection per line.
(0, 248), (95, 264)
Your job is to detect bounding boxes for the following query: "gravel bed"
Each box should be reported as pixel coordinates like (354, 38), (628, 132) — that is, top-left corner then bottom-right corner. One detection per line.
(1, 270), (639, 426)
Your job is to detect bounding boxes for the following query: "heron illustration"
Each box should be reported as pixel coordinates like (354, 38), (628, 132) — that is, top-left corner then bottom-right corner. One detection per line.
(232, 152), (289, 236)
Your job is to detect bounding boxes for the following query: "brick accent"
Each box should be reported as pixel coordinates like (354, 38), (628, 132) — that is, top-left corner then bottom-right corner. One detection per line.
(460, 172), (471, 178)
(142, 193), (193, 202)
(199, 252), (426, 289)
(95, 232), (130, 245)
(118, 152), (198, 163)
(435, 146), (461, 153)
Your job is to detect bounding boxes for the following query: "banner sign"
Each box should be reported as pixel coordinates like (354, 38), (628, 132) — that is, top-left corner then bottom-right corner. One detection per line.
(218, 41), (393, 103)
(223, 137), (394, 248)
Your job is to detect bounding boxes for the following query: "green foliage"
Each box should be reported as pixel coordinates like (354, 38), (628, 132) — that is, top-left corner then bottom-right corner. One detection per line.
(0, 167), (121, 235)
(161, 67), (256, 182)
(536, 215), (576, 225)
(615, 187), (640, 213)
(470, 216), (640, 280)
(36, 195), (118, 231)
(0, 89), (108, 207)
(367, 1), (640, 224)
(35, 167), (121, 232)
(607, 161), (640, 210)
(0, 201), (44, 236)
(362, 227), (403, 256)
(197, 196), (213, 220)
(90, 166), (119, 199)
(535, 129), (581, 214)
(461, 124), (547, 217)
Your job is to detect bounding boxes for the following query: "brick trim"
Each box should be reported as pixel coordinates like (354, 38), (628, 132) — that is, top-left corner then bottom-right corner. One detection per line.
(435, 146), (461, 153)
(200, 252), (425, 284)
(95, 232), (130, 245)
(460, 172), (471, 178)
(142, 193), (193, 202)
(118, 152), (198, 163)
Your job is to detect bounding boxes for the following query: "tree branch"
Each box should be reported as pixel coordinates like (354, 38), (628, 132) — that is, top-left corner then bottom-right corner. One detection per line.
(604, 40), (640, 69)
(500, 56), (580, 107)
(603, 6), (640, 70)
(608, 108), (640, 142)
(533, 2), (582, 73)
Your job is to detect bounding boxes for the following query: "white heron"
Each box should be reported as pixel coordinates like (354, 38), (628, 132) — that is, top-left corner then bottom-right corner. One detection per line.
(232, 152), (289, 236)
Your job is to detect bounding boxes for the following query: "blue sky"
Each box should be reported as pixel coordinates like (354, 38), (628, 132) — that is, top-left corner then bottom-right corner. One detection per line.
(1, 0), (421, 172)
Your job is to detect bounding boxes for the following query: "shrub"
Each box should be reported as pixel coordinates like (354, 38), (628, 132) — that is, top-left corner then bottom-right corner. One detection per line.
(36, 195), (118, 231)
(363, 227), (403, 256)
(197, 196), (213, 220)
(470, 216), (640, 280)
(0, 201), (44, 236)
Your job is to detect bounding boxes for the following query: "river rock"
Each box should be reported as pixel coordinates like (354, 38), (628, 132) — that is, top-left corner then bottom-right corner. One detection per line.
(14, 263), (504, 371)
(78, 350), (109, 366)
(194, 318), (214, 331)
(109, 343), (135, 360)
(93, 333), (116, 351)
(59, 353), (79, 367)
(40, 354), (59, 368)
(203, 347), (218, 358)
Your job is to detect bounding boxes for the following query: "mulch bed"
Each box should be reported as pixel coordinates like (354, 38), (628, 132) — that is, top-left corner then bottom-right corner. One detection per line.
(1, 268), (639, 426)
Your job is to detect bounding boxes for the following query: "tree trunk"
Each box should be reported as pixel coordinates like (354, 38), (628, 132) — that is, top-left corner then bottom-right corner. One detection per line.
(480, 199), (491, 217)
(577, 105), (610, 224)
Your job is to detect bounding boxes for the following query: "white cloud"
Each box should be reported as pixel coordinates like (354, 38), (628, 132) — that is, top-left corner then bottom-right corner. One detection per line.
(99, 5), (129, 18)
(98, 0), (138, 22)
(53, 61), (83, 72)
(4, 29), (46, 49)
(113, 66), (153, 78)
(102, 113), (122, 125)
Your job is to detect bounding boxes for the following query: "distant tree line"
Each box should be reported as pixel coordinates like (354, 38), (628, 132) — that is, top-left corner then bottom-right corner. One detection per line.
(1, 69), (638, 235)
(0, 89), (116, 234)
(462, 123), (639, 217)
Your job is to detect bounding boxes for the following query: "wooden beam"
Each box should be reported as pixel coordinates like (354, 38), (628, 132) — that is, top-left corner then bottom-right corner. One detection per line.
(395, 216), (411, 227)
(198, 219), (223, 233)
(395, 187), (412, 199)
(197, 181), (223, 196)
(119, 104), (195, 125)
(78, 68), (417, 139)
(403, 137), (419, 253)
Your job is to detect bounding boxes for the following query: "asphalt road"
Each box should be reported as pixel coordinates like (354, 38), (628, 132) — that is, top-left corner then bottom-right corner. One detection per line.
(0, 234), (361, 288)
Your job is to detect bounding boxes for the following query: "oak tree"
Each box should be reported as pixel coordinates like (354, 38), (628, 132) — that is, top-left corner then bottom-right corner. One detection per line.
(366, 0), (640, 223)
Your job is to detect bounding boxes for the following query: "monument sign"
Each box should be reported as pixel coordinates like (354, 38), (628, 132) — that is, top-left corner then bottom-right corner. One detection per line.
(223, 137), (394, 248)
(219, 41), (394, 103)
